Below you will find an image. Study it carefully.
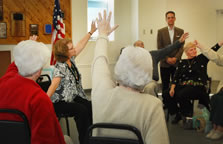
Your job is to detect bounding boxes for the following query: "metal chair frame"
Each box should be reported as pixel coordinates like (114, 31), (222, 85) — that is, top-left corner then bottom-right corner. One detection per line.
(86, 123), (144, 144)
(0, 109), (31, 144)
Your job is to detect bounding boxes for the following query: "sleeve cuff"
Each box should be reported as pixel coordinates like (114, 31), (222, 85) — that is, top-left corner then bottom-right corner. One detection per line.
(97, 34), (109, 41)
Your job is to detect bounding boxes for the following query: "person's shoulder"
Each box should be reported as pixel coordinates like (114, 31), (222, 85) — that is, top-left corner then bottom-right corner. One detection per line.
(141, 95), (164, 113)
(175, 27), (184, 32)
(55, 61), (67, 69)
(158, 27), (168, 32)
(30, 84), (52, 105)
(141, 93), (163, 106)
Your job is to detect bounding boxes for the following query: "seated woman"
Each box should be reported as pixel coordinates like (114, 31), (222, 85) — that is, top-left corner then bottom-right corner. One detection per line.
(47, 22), (96, 144)
(197, 40), (223, 140)
(91, 11), (169, 144)
(166, 41), (222, 124)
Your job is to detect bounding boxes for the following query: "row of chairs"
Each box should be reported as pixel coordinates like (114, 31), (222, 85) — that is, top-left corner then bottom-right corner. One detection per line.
(0, 108), (144, 144)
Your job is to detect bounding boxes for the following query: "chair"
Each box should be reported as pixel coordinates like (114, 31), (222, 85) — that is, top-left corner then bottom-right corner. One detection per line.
(0, 109), (31, 144)
(86, 123), (144, 144)
(36, 74), (51, 92)
(56, 111), (72, 136)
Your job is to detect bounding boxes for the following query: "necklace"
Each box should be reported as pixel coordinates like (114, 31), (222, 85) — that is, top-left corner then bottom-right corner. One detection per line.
(187, 58), (195, 68)
(67, 61), (80, 84)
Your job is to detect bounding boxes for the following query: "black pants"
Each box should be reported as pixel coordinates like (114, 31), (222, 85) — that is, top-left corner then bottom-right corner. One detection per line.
(164, 85), (210, 116)
(53, 97), (92, 144)
(160, 66), (176, 104)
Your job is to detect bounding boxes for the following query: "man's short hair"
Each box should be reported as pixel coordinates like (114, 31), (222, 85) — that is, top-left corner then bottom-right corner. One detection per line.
(165, 11), (175, 17)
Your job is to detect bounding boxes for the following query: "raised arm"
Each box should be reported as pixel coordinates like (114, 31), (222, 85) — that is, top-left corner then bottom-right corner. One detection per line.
(196, 40), (223, 66)
(91, 10), (119, 95)
(174, 30), (185, 60)
(75, 21), (97, 56)
(150, 33), (189, 62)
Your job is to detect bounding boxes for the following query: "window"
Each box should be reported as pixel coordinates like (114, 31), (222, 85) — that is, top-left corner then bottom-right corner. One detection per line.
(88, 0), (114, 40)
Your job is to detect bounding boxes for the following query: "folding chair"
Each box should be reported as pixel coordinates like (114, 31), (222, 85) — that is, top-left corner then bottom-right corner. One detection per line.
(0, 109), (31, 144)
(36, 74), (51, 92)
(55, 110), (72, 136)
(86, 123), (144, 144)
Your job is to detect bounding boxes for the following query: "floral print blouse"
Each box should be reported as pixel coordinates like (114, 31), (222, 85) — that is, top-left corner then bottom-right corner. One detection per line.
(51, 56), (87, 103)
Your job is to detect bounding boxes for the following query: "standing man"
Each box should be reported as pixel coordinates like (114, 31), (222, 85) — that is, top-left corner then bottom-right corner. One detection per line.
(157, 11), (184, 107)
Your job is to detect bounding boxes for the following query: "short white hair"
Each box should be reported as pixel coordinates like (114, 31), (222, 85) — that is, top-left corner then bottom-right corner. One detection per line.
(13, 40), (50, 77)
(115, 46), (153, 90)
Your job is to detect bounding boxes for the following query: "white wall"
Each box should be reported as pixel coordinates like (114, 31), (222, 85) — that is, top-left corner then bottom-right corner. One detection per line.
(131, 0), (139, 42)
(138, 0), (166, 51)
(71, 0), (138, 89)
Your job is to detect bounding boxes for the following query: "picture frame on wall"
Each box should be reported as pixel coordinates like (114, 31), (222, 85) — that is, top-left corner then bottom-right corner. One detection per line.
(30, 24), (38, 36)
(0, 22), (7, 38)
(44, 24), (52, 34)
(11, 12), (26, 37)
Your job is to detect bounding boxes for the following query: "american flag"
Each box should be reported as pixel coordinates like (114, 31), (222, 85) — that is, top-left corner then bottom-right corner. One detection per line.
(50, 0), (65, 65)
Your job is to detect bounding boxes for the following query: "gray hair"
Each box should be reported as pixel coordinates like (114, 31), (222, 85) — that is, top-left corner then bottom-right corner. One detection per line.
(115, 46), (153, 91)
(13, 40), (50, 77)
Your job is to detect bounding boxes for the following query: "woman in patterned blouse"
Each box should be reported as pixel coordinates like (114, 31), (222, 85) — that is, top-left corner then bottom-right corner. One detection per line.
(47, 21), (96, 144)
(166, 41), (222, 124)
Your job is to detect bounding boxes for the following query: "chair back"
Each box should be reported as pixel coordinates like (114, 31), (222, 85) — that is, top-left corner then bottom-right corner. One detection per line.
(86, 123), (144, 144)
(0, 109), (31, 144)
(206, 77), (212, 94)
(36, 74), (51, 92)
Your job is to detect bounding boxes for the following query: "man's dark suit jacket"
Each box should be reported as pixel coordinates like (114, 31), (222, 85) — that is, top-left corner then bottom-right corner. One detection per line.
(157, 26), (184, 68)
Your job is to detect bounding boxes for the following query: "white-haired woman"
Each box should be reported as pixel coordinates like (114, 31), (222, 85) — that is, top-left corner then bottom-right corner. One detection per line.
(91, 11), (169, 144)
(0, 38), (67, 144)
(166, 41), (222, 124)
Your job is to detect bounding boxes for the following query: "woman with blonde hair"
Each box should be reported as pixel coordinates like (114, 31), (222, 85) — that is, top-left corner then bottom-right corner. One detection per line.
(166, 41), (222, 124)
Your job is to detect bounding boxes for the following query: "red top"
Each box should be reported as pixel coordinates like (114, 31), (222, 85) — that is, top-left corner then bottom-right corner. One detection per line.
(0, 62), (65, 144)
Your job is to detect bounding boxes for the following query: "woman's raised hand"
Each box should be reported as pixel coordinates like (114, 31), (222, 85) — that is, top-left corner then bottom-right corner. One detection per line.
(90, 21), (97, 35)
(96, 10), (119, 36)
